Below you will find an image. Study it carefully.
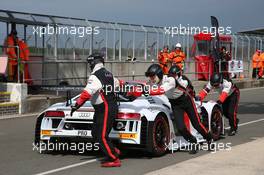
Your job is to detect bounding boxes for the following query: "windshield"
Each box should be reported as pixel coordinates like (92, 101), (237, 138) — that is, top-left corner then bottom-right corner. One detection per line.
(116, 82), (145, 102)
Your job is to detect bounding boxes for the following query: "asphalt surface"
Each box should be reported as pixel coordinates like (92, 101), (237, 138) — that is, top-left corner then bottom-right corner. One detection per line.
(0, 87), (264, 175)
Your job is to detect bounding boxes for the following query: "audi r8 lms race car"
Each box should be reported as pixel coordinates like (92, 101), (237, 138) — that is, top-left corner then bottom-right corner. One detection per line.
(34, 82), (223, 156)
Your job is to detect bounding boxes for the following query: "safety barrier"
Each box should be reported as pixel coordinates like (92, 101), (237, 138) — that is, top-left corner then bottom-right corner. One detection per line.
(6, 59), (251, 86)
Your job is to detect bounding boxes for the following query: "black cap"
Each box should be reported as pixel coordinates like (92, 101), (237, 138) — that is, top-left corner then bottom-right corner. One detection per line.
(87, 53), (104, 63)
(145, 64), (163, 80)
(210, 73), (223, 87)
(168, 65), (181, 77)
(87, 53), (104, 70)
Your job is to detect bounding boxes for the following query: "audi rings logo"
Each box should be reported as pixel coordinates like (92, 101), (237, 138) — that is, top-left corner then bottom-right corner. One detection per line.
(78, 113), (91, 118)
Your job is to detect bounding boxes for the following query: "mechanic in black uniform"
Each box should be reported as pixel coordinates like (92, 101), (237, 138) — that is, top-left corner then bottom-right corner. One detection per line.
(71, 53), (123, 167)
(197, 72), (240, 136)
(141, 64), (212, 154)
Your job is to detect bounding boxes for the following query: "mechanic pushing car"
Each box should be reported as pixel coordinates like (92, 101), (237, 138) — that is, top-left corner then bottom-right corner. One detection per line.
(71, 53), (123, 167)
(139, 64), (213, 154)
(197, 72), (240, 136)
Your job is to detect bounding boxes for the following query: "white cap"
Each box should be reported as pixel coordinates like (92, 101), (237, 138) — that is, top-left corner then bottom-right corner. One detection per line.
(175, 43), (182, 48)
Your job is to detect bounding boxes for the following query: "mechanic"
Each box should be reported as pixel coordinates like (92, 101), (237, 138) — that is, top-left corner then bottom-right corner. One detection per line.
(169, 43), (186, 70)
(158, 45), (171, 74)
(197, 72), (240, 136)
(219, 46), (231, 79)
(71, 53), (123, 167)
(252, 50), (262, 79)
(4, 27), (19, 82)
(132, 64), (213, 154)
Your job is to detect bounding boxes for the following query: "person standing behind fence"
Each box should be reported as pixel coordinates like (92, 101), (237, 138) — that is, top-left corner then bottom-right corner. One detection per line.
(158, 46), (171, 74)
(4, 28), (18, 82)
(220, 46), (231, 79)
(169, 43), (186, 70)
(18, 39), (33, 85)
(252, 50), (262, 79)
(260, 52), (264, 79)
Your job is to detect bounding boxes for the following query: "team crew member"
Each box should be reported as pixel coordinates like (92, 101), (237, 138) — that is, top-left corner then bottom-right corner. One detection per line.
(198, 73), (240, 136)
(260, 52), (264, 78)
(136, 64), (212, 154)
(169, 43), (186, 70)
(252, 50), (262, 79)
(158, 46), (171, 74)
(18, 39), (32, 85)
(219, 46), (231, 79)
(4, 28), (18, 81)
(71, 53), (122, 167)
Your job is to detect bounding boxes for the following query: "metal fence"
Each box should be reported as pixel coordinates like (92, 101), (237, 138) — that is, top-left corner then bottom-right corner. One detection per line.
(0, 10), (264, 62)
(0, 10), (263, 85)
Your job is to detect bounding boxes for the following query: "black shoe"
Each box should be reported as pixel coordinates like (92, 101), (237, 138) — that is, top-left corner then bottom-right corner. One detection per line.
(228, 128), (237, 136)
(206, 132), (215, 151)
(189, 143), (198, 154)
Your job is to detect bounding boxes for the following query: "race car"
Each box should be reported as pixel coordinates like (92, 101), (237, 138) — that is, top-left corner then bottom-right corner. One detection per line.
(34, 83), (224, 156)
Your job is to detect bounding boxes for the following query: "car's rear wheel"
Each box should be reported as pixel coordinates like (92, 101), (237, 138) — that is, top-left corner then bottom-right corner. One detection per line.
(147, 115), (170, 156)
(210, 106), (223, 140)
(34, 114), (44, 146)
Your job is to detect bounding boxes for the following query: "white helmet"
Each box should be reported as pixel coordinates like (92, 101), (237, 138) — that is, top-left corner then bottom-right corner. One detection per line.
(175, 43), (182, 48)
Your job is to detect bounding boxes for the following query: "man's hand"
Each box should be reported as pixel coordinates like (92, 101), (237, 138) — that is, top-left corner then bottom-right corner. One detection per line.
(126, 85), (144, 97)
(70, 103), (80, 116)
(195, 96), (201, 101)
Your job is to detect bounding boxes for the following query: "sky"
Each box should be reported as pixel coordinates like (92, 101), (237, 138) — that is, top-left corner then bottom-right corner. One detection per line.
(1, 0), (264, 33)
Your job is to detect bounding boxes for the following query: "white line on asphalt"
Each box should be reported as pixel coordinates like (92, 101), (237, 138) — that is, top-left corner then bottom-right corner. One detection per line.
(35, 118), (264, 175)
(34, 159), (97, 175)
(240, 86), (264, 91)
(225, 118), (264, 129)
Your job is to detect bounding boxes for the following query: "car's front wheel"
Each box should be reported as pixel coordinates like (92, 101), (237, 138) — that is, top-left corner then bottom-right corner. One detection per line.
(210, 106), (223, 140)
(147, 115), (170, 156)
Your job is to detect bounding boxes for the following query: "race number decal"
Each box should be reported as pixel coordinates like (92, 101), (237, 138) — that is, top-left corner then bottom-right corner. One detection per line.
(78, 130), (88, 136)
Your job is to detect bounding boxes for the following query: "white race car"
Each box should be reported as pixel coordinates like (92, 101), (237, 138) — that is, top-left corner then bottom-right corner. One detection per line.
(34, 83), (224, 156)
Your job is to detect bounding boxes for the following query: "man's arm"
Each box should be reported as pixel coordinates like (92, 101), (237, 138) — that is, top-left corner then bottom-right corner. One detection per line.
(198, 82), (212, 101)
(114, 77), (125, 89)
(71, 75), (102, 115)
(218, 80), (232, 103)
(148, 77), (175, 95)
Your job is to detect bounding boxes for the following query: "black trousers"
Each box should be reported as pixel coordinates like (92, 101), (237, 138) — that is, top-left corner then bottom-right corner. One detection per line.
(252, 68), (260, 78)
(169, 94), (209, 143)
(92, 99), (119, 161)
(222, 87), (240, 130)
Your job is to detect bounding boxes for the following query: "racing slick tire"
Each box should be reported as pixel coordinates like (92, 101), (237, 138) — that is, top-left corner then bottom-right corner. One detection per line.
(147, 115), (170, 156)
(210, 106), (223, 141)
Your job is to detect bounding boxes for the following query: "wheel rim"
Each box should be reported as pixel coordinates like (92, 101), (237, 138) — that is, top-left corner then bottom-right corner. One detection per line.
(154, 118), (169, 151)
(211, 110), (222, 139)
